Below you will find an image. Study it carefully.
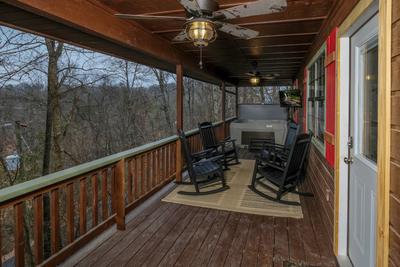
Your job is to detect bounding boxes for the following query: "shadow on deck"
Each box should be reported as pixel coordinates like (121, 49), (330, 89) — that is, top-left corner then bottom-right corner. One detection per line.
(65, 150), (337, 267)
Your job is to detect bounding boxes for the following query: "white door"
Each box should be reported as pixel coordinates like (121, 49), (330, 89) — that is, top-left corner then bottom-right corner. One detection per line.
(347, 14), (378, 267)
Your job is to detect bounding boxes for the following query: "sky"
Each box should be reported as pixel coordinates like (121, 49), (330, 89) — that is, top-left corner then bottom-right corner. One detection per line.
(0, 25), (175, 89)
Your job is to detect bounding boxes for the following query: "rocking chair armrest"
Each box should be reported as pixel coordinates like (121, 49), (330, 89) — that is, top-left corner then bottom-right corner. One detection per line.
(223, 136), (236, 142)
(194, 155), (224, 165)
(192, 148), (215, 158)
(262, 143), (286, 152)
(218, 139), (237, 146)
(264, 143), (285, 149)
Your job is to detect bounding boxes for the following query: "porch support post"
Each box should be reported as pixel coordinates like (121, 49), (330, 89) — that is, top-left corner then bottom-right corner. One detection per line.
(175, 64), (183, 182)
(235, 86), (239, 118)
(221, 82), (226, 139)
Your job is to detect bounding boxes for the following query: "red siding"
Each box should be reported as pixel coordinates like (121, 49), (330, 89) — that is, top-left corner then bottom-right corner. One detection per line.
(325, 28), (337, 167)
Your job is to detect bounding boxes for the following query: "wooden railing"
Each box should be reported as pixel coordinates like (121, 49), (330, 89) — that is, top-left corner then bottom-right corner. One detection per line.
(0, 117), (236, 266)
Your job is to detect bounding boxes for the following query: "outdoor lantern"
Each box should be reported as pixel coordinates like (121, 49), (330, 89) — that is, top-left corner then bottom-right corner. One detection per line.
(249, 76), (261, 86)
(186, 19), (217, 47)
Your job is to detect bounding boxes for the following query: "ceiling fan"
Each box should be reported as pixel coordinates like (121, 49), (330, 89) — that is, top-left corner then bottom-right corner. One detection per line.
(245, 61), (280, 85)
(115, 0), (287, 42)
(115, 0), (287, 67)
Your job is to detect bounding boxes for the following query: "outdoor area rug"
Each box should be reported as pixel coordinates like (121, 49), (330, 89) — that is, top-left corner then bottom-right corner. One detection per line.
(162, 159), (303, 219)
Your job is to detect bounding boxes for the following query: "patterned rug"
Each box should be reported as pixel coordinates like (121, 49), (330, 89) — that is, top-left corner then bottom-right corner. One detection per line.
(162, 159), (303, 218)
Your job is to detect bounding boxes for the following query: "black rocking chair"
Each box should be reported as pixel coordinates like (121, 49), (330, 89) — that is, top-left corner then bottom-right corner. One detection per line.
(198, 121), (240, 169)
(259, 121), (299, 167)
(177, 130), (229, 195)
(249, 133), (313, 205)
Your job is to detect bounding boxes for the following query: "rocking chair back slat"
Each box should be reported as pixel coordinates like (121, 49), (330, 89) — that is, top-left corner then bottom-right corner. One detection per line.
(177, 129), (229, 195)
(178, 130), (195, 178)
(250, 132), (313, 206)
(199, 122), (218, 149)
(284, 121), (299, 148)
(282, 133), (312, 185)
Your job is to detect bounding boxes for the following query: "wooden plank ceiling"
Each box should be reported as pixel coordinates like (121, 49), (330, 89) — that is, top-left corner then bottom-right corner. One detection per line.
(95, 0), (336, 85)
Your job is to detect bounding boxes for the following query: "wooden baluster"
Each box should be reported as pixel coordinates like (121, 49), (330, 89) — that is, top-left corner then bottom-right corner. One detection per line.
(140, 155), (145, 196)
(173, 143), (176, 174)
(147, 153), (151, 192)
(134, 158), (138, 200)
(33, 195), (43, 264)
(170, 144), (173, 176)
(79, 177), (87, 235)
(160, 147), (164, 181)
(111, 167), (116, 213)
(66, 183), (74, 244)
(151, 151), (155, 188)
(51, 188), (60, 254)
(170, 144), (174, 177)
(101, 170), (108, 221)
(14, 202), (24, 267)
(92, 173), (98, 227)
(0, 211), (2, 267)
(157, 149), (161, 185)
(115, 159), (126, 230)
(164, 146), (168, 180)
(0, 210), (2, 267)
(168, 144), (171, 177)
(127, 159), (133, 203)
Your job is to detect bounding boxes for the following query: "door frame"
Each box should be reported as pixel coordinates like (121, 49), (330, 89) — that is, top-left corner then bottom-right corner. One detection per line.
(334, 0), (391, 266)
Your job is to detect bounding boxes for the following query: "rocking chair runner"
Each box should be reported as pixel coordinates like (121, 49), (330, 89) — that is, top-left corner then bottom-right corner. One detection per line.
(198, 121), (240, 169)
(177, 130), (229, 195)
(249, 133), (313, 205)
(260, 121), (299, 167)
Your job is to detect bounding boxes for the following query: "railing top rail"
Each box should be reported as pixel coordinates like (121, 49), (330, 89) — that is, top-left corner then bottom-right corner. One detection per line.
(0, 118), (237, 205)
(0, 135), (177, 205)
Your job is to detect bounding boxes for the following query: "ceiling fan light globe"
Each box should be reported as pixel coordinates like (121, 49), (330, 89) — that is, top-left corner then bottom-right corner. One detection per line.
(249, 76), (260, 86)
(186, 20), (217, 47)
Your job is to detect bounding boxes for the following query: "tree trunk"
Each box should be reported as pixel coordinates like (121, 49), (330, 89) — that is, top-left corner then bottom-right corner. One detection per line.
(42, 39), (63, 259)
(152, 69), (174, 135)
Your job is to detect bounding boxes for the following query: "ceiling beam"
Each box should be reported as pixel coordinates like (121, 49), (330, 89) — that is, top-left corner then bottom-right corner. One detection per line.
(141, 2), (250, 16)
(151, 16), (327, 34)
(197, 56), (305, 63)
(172, 32), (318, 44)
(183, 43), (312, 53)
(298, 0), (359, 77)
(239, 42), (313, 49)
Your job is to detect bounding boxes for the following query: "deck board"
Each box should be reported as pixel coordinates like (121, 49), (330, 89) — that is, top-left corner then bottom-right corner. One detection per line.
(72, 150), (337, 267)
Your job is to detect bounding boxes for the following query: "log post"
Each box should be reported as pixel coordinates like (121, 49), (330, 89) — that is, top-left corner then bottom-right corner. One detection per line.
(235, 86), (239, 118)
(221, 82), (226, 139)
(115, 159), (126, 230)
(176, 64), (183, 182)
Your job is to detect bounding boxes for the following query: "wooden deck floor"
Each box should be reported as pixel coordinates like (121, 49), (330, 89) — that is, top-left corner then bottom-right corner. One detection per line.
(72, 150), (337, 267)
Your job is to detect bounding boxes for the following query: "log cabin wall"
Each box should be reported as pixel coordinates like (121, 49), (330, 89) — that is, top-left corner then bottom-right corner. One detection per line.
(390, 0), (400, 265)
(297, 71), (335, 248)
(303, 145), (335, 246)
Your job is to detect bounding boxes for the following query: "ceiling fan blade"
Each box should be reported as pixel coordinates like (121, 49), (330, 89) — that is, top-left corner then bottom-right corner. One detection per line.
(213, 0), (287, 20)
(177, 0), (203, 17)
(263, 75), (275, 80)
(115, 14), (187, 20)
(216, 22), (259, 39)
(172, 30), (189, 42)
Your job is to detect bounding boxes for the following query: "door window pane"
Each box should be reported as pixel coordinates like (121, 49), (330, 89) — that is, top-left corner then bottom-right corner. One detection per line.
(361, 40), (378, 162)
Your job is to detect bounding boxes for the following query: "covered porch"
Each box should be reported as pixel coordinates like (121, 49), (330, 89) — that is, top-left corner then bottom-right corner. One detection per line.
(0, 0), (395, 266)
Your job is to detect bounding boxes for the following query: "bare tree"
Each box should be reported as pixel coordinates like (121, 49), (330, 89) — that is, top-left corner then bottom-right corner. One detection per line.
(152, 68), (174, 135)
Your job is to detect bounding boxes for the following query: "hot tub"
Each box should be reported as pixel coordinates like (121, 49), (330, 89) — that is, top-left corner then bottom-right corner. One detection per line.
(230, 119), (287, 148)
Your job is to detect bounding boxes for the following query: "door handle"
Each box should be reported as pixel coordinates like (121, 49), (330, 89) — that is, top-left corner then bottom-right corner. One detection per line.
(344, 157), (354, 165)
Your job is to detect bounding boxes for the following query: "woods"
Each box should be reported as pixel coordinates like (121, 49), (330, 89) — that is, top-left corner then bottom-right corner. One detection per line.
(0, 25), (230, 265)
